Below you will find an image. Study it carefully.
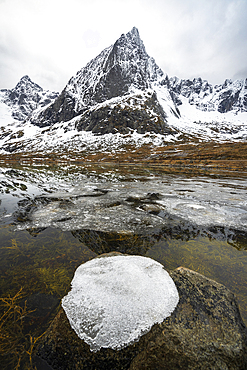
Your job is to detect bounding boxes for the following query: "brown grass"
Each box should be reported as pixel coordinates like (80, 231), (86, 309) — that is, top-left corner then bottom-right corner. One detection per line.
(0, 288), (44, 369)
(0, 142), (247, 176)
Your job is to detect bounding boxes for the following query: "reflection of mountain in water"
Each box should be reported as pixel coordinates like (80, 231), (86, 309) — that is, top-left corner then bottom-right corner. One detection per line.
(22, 220), (247, 255)
(71, 229), (153, 255)
(71, 225), (247, 255)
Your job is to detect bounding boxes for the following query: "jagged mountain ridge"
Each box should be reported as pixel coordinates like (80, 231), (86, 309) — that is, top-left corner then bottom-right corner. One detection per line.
(0, 75), (59, 121)
(30, 27), (179, 134)
(1, 27), (247, 128)
(29, 26), (246, 134)
(167, 76), (247, 113)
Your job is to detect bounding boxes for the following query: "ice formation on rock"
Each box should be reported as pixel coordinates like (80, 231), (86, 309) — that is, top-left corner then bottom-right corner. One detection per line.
(62, 255), (179, 352)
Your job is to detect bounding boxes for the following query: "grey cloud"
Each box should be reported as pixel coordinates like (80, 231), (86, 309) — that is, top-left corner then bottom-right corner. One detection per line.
(0, 0), (246, 91)
(0, 36), (26, 89)
(154, 0), (247, 84)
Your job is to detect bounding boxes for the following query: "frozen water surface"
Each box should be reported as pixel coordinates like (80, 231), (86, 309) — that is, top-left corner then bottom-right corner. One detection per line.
(62, 255), (179, 351)
(11, 175), (247, 234)
(1, 165), (247, 235)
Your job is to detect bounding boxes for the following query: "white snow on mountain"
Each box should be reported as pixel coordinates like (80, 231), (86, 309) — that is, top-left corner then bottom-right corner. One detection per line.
(0, 93), (16, 126)
(0, 28), (246, 154)
(1, 91), (246, 155)
(169, 77), (247, 113)
(0, 84), (247, 155)
(65, 45), (113, 112)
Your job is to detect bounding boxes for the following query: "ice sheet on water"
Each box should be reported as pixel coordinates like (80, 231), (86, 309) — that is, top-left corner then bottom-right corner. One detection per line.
(62, 255), (179, 352)
(14, 175), (247, 233)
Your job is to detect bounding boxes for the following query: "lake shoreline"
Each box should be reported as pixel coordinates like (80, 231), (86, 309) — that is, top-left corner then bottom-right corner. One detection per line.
(1, 141), (247, 177)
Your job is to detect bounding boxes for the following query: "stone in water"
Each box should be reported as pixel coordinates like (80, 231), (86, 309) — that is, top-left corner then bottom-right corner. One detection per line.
(62, 255), (179, 352)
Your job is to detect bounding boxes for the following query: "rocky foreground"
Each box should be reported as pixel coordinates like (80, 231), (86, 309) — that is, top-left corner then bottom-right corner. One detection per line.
(35, 254), (247, 370)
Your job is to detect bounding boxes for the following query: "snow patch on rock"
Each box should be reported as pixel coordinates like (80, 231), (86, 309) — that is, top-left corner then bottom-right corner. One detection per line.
(62, 255), (179, 352)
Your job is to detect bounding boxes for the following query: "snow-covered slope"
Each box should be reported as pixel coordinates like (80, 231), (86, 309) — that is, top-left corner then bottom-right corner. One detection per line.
(169, 95), (247, 141)
(1, 96), (247, 155)
(0, 97), (16, 126)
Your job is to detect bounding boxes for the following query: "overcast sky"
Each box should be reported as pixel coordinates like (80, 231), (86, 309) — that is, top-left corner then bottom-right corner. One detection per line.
(0, 0), (247, 92)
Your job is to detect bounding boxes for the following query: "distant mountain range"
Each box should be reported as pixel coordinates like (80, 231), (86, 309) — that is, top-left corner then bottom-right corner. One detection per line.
(0, 27), (246, 154)
(0, 75), (58, 121)
(168, 76), (247, 113)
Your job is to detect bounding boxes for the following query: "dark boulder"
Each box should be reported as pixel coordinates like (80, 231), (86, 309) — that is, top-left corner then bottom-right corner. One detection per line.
(35, 263), (247, 370)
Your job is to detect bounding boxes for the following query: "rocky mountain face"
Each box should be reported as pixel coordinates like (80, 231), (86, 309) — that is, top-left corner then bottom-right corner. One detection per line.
(0, 75), (58, 121)
(30, 27), (179, 134)
(167, 76), (247, 113)
(28, 26), (247, 133)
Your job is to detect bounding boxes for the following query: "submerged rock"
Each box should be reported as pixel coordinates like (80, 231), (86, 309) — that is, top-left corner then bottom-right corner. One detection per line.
(36, 256), (247, 370)
(130, 267), (247, 370)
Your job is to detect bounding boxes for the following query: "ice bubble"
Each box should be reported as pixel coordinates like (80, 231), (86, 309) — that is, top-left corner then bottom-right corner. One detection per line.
(62, 255), (179, 352)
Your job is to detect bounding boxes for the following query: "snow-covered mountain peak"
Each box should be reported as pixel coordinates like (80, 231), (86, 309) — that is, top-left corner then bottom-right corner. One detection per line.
(169, 75), (247, 113)
(73, 25), (158, 95)
(115, 26), (146, 58)
(127, 26), (140, 39)
(0, 75), (58, 121)
(31, 27), (174, 128)
(14, 75), (41, 90)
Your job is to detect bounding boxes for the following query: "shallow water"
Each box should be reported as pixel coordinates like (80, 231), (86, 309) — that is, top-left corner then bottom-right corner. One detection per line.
(0, 163), (247, 367)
